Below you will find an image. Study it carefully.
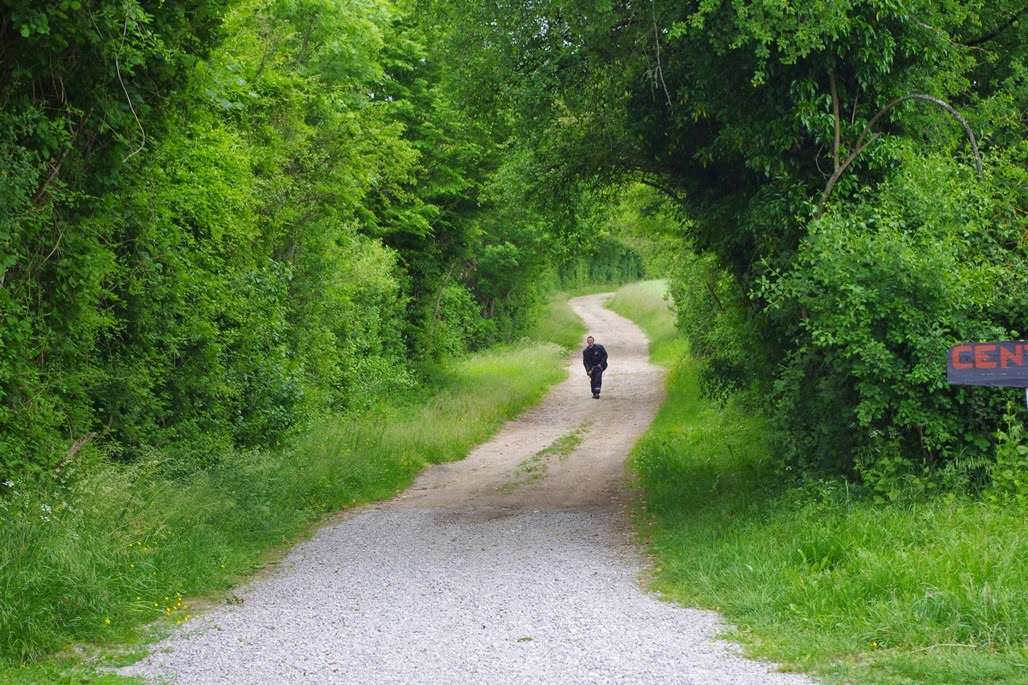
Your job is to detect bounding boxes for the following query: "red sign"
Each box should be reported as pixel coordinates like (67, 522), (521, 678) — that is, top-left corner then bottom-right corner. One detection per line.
(948, 342), (1028, 387)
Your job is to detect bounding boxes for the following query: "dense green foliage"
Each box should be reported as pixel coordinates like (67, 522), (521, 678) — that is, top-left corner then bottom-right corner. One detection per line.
(0, 0), (647, 478)
(441, 0), (1028, 492)
(0, 0), (230, 473)
(618, 282), (1027, 685)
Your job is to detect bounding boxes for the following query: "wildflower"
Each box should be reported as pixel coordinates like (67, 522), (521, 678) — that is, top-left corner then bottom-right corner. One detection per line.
(2, 481), (13, 487)
(130, 564), (135, 568)
(41, 504), (52, 513)
(104, 618), (111, 625)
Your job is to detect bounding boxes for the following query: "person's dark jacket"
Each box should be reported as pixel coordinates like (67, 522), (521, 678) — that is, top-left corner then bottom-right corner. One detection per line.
(583, 343), (608, 372)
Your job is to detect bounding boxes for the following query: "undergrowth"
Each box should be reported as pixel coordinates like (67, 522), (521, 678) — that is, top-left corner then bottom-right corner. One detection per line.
(618, 280), (1028, 685)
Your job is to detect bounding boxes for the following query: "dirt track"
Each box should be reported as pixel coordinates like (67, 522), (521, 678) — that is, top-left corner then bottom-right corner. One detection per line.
(387, 292), (665, 519)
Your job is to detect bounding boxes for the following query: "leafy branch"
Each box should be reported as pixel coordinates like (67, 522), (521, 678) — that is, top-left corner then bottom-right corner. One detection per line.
(817, 74), (983, 218)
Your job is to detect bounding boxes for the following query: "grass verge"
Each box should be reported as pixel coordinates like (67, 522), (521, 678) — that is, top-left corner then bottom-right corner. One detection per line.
(614, 280), (1028, 685)
(531, 290), (587, 350)
(606, 279), (680, 367)
(0, 340), (571, 684)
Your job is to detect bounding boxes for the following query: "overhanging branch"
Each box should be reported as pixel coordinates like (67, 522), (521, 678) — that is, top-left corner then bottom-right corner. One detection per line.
(815, 92), (983, 218)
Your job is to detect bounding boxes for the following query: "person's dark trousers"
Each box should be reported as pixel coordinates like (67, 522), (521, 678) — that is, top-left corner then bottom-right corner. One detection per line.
(589, 365), (604, 396)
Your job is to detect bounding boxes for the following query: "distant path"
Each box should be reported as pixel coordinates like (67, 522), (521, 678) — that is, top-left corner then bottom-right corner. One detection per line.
(388, 292), (665, 519)
(118, 293), (818, 685)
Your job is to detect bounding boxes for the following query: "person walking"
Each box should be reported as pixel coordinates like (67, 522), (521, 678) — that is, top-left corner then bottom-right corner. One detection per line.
(582, 335), (608, 399)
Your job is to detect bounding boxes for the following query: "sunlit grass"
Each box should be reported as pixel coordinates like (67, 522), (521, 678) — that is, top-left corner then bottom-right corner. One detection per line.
(617, 280), (1028, 685)
(606, 279), (683, 367)
(530, 290), (586, 351)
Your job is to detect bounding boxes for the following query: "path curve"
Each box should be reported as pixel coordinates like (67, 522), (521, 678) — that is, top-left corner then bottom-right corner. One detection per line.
(389, 292), (665, 519)
(118, 294), (818, 685)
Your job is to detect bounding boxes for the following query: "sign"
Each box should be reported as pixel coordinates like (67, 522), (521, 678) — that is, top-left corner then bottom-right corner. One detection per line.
(947, 342), (1028, 388)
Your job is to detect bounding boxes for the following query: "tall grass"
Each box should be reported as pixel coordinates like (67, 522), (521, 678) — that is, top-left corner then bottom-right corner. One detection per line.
(0, 341), (568, 678)
(530, 290), (586, 351)
(618, 281), (1028, 684)
(606, 279), (683, 367)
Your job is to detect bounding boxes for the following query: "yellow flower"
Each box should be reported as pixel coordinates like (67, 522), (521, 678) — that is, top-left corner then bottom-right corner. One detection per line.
(104, 618), (111, 625)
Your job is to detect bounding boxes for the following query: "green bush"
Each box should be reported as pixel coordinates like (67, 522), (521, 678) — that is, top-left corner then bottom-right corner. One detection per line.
(760, 152), (1028, 491)
(0, 113), (116, 477)
(667, 251), (770, 404)
(990, 405), (1028, 506)
(556, 233), (646, 290)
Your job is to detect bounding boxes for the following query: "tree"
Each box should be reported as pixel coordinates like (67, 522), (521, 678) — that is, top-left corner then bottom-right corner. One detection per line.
(436, 0), (1028, 485)
(0, 0), (230, 474)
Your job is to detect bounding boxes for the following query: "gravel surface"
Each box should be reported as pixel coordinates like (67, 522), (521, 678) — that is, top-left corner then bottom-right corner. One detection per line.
(116, 294), (820, 685)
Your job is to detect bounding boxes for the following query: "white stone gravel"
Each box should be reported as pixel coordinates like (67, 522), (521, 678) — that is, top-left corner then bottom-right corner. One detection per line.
(118, 510), (818, 685)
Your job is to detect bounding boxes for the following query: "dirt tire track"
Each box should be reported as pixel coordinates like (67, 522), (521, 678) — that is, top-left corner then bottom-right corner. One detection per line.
(389, 292), (664, 519)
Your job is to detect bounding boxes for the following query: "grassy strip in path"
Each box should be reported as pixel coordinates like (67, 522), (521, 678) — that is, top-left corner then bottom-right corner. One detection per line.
(0, 340), (571, 684)
(609, 280), (1028, 685)
(501, 424), (589, 492)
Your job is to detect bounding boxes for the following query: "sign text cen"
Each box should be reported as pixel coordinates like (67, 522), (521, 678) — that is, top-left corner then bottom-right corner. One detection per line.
(948, 342), (1028, 388)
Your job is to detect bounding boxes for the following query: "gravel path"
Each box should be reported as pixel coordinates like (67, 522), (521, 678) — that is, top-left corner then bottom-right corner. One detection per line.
(117, 294), (819, 685)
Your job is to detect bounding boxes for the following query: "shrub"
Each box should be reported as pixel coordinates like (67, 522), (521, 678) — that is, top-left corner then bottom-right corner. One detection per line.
(761, 152), (1028, 491)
